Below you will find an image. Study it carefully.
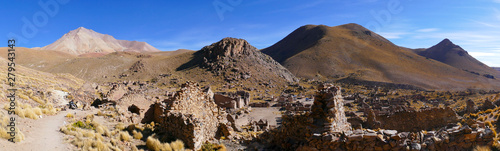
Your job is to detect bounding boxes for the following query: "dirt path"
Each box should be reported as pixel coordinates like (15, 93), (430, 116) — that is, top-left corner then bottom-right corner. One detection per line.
(0, 109), (90, 151)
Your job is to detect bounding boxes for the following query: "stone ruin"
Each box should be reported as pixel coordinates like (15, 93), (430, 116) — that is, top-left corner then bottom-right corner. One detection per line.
(310, 83), (352, 133)
(370, 107), (459, 132)
(266, 83), (352, 149)
(142, 82), (234, 150)
(213, 91), (250, 109)
(264, 83), (496, 150)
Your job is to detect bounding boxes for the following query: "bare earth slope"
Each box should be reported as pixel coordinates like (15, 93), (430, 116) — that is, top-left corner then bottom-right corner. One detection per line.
(261, 23), (500, 90)
(417, 39), (499, 79)
(38, 27), (160, 55)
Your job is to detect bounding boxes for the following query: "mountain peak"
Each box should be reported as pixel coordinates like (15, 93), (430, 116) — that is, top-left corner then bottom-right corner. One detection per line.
(430, 38), (462, 52)
(418, 38), (498, 77)
(70, 27), (93, 34)
(339, 23), (366, 30)
(40, 27), (160, 55)
(200, 37), (256, 59)
(437, 38), (454, 46)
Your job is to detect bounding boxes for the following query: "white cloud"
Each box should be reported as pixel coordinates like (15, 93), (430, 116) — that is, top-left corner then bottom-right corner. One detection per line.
(469, 52), (500, 57)
(494, 0), (500, 3)
(416, 28), (439, 32)
(378, 32), (408, 39)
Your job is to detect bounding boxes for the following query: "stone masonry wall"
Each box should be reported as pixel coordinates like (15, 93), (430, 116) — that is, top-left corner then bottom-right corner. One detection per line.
(266, 83), (494, 151)
(158, 82), (231, 150)
(374, 107), (460, 132)
(310, 83), (351, 133)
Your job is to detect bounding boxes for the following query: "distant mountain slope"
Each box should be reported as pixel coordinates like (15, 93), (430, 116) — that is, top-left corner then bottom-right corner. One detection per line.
(262, 23), (500, 90)
(416, 39), (498, 79)
(39, 27), (160, 55)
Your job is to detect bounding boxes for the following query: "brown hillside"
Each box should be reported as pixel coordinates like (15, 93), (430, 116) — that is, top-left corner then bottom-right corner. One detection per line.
(417, 39), (499, 79)
(0, 47), (76, 71)
(0, 47), (191, 83)
(146, 49), (194, 56)
(0, 55), (84, 105)
(262, 23), (500, 90)
(1, 38), (297, 97)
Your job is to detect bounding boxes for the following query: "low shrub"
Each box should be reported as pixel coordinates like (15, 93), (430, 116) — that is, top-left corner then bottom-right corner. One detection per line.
(119, 131), (131, 142)
(132, 130), (143, 140)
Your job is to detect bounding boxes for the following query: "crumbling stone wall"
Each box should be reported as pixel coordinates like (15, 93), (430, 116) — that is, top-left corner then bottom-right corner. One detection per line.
(268, 83), (351, 150)
(310, 83), (351, 133)
(301, 125), (496, 151)
(155, 82), (232, 150)
(373, 107), (459, 132)
(213, 91), (250, 109)
(214, 94), (237, 109)
(266, 83), (493, 151)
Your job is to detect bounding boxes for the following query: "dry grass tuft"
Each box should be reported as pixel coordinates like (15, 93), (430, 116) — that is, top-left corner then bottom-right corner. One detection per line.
(473, 145), (491, 151)
(201, 142), (226, 151)
(33, 107), (43, 116)
(170, 139), (185, 151)
(146, 136), (174, 151)
(132, 130), (143, 140)
(66, 113), (74, 118)
(96, 125), (105, 134)
(119, 131), (131, 142)
(115, 123), (126, 131)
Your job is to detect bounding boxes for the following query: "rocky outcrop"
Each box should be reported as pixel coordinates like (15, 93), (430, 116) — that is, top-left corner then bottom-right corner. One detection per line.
(197, 37), (297, 83)
(481, 99), (497, 111)
(129, 60), (145, 73)
(154, 82), (233, 150)
(466, 99), (477, 113)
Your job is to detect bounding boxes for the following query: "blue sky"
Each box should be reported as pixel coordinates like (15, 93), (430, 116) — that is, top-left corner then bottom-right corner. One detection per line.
(2, 0), (500, 66)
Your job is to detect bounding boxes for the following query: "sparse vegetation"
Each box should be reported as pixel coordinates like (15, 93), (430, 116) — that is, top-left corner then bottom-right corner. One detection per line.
(144, 135), (186, 151)
(473, 145), (491, 151)
(201, 142), (226, 151)
(132, 130), (143, 139)
(0, 112), (25, 142)
(118, 131), (131, 141)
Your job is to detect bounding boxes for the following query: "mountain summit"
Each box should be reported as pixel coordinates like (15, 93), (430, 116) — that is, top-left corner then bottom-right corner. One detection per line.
(262, 24), (500, 90)
(40, 27), (160, 55)
(417, 38), (498, 78)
